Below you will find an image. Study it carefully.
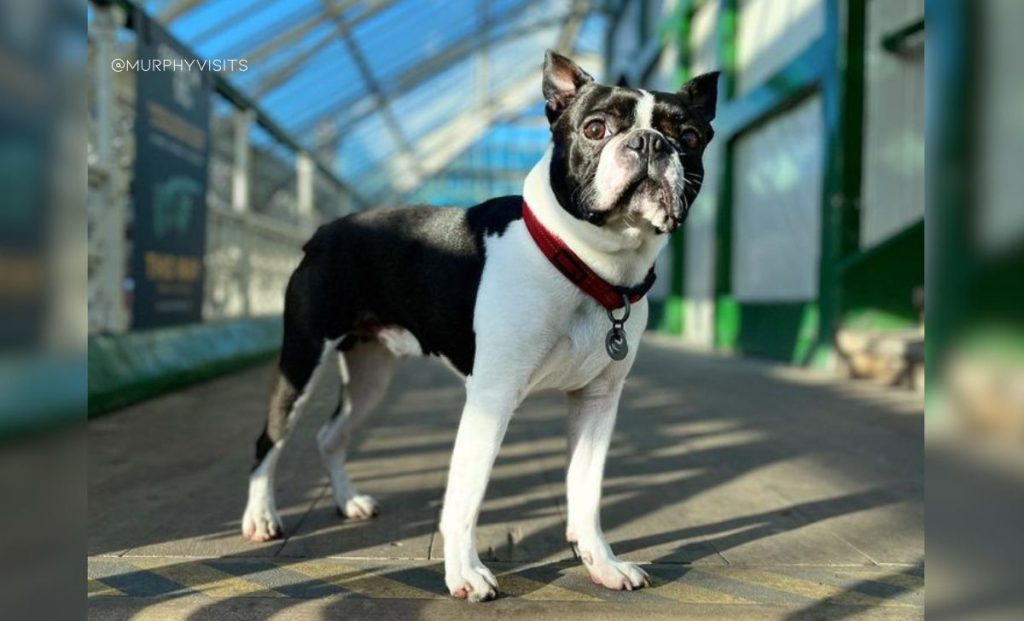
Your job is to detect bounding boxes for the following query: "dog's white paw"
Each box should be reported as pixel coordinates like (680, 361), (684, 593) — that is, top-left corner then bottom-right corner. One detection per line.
(585, 557), (651, 591)
(446, 563), (499, 602)
(241, 505), (283, 542)
(341, 494), (379, 520)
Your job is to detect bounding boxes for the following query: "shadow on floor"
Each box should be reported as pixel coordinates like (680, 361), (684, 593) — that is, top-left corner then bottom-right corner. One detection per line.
(88, 339), (924, 620)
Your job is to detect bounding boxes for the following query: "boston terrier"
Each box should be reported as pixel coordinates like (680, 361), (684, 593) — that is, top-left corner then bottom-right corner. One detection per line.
(241, 51), (718, 602)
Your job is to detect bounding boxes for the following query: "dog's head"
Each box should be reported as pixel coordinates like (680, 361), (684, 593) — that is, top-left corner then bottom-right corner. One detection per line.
(542, 51), (718, 235)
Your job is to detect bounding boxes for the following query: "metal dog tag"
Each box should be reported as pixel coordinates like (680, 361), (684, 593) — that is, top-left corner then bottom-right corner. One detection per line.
(605, 327), (628, 361)
(604, 295), (633, 361)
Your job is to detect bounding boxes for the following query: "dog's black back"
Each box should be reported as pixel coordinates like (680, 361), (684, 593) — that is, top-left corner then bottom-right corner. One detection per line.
(286, 195), (524, 377)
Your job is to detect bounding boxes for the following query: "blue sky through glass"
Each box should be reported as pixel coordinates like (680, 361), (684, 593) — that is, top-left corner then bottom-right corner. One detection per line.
(133, 0), (605, 204)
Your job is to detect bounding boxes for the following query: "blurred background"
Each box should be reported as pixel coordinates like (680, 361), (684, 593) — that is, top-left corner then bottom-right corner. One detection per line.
(0, 0), (1021, 619)
(81, 0), (929, 390)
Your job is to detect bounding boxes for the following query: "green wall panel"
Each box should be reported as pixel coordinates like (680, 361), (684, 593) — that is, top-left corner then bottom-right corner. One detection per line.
(659, 294), (685, 335)
(714, 295), (819, 363)
(714, 295), (741, 350)
(88, 317), (282, 416)
(840, 221), (924, 331)
(733, 302), (819, 363)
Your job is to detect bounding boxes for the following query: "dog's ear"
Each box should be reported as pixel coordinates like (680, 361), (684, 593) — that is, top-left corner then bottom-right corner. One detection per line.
(678, 71), (720, 121)
(543, 50), (594, 122)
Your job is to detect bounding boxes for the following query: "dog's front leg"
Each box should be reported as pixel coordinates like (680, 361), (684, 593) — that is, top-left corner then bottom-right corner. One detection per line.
(439, 382), (518, 602)
(439, 316), (548, 601)
(438, 242), (561, 601)
(566, 377), (651, 590)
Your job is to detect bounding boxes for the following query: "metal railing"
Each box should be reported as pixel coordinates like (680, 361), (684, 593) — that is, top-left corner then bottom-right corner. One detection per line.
(203, 203), (311, 321)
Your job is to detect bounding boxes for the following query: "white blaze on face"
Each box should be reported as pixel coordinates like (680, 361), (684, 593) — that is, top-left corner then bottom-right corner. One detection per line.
(591, 89), (687, 230)
(593, 90), (659, 213)
(634, 90), (655, 129)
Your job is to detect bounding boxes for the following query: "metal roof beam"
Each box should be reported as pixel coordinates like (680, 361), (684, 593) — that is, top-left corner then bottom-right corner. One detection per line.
(159, 0), (206, 23)
(368, 4), (593, 203)
(245, 0), (404, 98)
(189, 0), (292, 47)
(228, 3), (349, 64)
(369, 69), (546, 202)
(292, 1), (592, 139)
(251, 30), (339, 97)
(317, 0), (424, 180)
(292, 0), (547, 135)
(229, 0), (396, 71)
(412, 62), (598, 182)
(366, 53), (598, 204)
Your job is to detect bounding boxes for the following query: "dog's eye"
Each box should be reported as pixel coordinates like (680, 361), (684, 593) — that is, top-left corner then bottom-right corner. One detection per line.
(583, 119), (607, 141)
(680, 128), (700, 150)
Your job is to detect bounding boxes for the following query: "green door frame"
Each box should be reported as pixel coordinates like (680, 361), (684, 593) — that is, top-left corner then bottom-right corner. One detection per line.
(708, 0), (866, 365)
(605, 0), (874, 361)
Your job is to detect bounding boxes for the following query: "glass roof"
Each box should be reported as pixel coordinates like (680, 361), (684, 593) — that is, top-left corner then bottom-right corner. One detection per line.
(136, 0), (608, 206)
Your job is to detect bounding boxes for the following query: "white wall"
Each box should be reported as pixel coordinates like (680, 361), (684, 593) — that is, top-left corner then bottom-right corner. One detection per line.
(860, 0), (925, 247)
(977, 0), (1024, 254)
(203, 206), (308, 320)
(682, 0), (721, 347)
(684, 141), (721, 347)
(732, 95), (824, 302)
(736, 0), (824, 95)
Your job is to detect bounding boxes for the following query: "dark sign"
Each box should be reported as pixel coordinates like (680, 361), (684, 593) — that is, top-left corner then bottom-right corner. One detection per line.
(130, 13), (210, 329)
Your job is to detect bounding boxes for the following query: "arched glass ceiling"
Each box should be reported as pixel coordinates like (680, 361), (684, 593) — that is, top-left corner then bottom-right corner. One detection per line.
(133, 0), (607, 205)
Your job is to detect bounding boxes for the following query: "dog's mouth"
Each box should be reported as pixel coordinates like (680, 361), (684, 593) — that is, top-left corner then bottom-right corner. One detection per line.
(608, 175), (680, 233)
(617, 174), (648, 205)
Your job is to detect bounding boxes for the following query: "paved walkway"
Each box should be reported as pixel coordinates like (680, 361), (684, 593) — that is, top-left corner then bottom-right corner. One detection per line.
(88, 336), (923, 620)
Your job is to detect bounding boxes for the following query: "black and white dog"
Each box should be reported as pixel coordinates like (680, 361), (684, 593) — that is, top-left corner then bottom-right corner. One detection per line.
(242, 51), (717, 602)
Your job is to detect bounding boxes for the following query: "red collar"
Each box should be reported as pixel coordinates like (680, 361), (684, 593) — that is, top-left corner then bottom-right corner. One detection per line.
(521, 201), (656, 311)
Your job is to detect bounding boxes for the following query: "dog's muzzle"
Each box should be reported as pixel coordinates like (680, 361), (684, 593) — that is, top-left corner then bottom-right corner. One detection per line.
(623, 129), (673, 164)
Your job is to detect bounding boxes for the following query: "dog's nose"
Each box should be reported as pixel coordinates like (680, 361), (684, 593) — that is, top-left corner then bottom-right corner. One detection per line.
(625, 130), (671, 158)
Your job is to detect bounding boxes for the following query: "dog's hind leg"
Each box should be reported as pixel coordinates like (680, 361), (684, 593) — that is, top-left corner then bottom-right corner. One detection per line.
(316, 339), (395, 519)
(242, 324), (333, 542)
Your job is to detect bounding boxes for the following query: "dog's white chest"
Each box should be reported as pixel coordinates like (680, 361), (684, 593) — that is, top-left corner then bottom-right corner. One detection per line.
(476, 222), (650, 394)
(527, 300), (646, 393)
(528, 306), (608, 392)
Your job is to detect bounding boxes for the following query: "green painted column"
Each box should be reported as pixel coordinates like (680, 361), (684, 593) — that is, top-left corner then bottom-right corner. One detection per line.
(925, 0), (974, 406)
(713, 0), (739, 350)
(814, 0), (866, 367)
